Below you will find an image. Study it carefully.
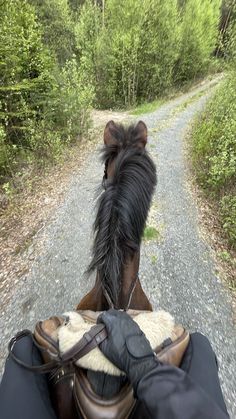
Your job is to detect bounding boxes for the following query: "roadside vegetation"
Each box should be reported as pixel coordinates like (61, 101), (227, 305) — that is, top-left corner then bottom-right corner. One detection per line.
(191, 1), (236, 283)
(0, 0), (222, 206)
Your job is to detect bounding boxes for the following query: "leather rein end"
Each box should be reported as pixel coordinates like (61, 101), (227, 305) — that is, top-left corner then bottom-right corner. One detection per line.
(8, 323), (107, 374)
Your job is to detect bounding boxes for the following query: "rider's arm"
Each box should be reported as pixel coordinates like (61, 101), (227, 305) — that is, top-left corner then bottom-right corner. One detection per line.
(136, 363), (228, 419)
(98, 309), (228, 419)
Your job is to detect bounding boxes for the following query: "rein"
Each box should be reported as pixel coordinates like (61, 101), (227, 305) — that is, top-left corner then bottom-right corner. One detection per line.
(8, 324), (107, 374)
(8, 330), (61, 373)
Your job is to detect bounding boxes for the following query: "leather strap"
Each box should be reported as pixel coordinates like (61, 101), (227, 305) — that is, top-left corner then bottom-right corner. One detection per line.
(8, 324), (107, 374)
(8, 330), (61, 373)
(102, 275), (139, 311)
(61, 324), (107, 363)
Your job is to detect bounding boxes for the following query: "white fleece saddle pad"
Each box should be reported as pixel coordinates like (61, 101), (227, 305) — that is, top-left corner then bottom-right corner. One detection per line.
(58, 311), (175, 376)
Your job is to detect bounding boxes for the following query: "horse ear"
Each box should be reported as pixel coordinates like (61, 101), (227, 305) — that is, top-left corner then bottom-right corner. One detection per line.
(104, 120), (117, 145)
(135, 121), (148, 148)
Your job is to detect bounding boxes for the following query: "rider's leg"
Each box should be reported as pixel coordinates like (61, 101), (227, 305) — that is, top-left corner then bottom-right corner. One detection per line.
(180, 332), (228, 415)
(0, 333), (57, 419)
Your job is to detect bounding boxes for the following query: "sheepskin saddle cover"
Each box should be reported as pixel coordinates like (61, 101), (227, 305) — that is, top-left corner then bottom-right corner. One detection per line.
(57, 309), (176, 376)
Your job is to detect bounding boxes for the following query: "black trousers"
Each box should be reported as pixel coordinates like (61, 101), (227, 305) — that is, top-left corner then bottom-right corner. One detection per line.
(180, 332), (228, 415)
(0, 332), (228, 419)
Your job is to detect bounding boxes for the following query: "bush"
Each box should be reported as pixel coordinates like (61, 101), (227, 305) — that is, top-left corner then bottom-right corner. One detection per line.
(0, 125), (11, 177)
(175, 0), (221, 82)
(220, 195), (236, 246)
(191, 72), (236, 249)
(73, 0), (221, 108)
(0, 0), (55, 149)
(0, 1), (94, 180)
(55, 57), (94, 139)
(192, 74), (236, 191)
(137, 0), (179, 101)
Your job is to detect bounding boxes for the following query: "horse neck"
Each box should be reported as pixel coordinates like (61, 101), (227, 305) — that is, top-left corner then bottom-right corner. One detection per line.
(117, 250), (140, 308)
(77, 249), (152, 311)
(97, 250), (152, 310)
(119, 250), (152, 311)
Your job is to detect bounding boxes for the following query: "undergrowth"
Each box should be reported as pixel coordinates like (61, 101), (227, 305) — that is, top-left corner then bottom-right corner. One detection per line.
(191, 72), (236, 252)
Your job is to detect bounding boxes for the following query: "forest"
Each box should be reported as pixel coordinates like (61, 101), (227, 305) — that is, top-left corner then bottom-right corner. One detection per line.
(0, 0), (235, 250)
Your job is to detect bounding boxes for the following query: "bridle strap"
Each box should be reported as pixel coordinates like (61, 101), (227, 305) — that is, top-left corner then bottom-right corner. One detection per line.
(102, 286), (115, 309)
(124, 274), (139, 311)
(102, 274), (139, 311)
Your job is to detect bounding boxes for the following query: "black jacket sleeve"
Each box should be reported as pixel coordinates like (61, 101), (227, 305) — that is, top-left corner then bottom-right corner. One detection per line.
(136, 364), (229, 419)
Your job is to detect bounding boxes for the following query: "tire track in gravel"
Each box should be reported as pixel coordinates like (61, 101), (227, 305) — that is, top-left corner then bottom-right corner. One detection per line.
(1, 76), (235, 416)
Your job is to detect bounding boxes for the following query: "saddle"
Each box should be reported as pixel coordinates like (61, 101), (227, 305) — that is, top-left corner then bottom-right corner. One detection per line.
(9, 310), (190, 419)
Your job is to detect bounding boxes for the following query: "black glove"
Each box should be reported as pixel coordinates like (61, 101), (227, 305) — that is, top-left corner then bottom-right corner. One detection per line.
(97, 309), (159, 391)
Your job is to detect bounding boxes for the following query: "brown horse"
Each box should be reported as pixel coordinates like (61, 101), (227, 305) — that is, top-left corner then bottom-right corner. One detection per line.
(77, 120), (157, 313)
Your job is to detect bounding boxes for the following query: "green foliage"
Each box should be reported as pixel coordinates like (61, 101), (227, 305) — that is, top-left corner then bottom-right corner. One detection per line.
(74, 0), (101, 99)
(0, 0), (54, 165)
(54, 57), (94, 139)
(176, 0), (221, 82)
(143, 226), (159, 241)
(0, 125), (10, 174)
(216, 0), (236, 60)
(138, 0), (180, 101)
(218, 249), (232, 262)
(220, 195), (236, 246)
(191, 73), (236, 248)
(192, 75), (236, 190)
(97, 0), (179, 106)
(0, 0), (94, 183)
(72, 0), (221, 107)
(20, 118), (63, 164)
(0, 0), (229, 191)
(227, 4), (236, 62)
(29, 0), (76, 66)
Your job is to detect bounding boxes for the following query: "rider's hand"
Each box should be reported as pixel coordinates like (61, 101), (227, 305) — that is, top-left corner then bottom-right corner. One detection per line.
(97, 309), (159, 391)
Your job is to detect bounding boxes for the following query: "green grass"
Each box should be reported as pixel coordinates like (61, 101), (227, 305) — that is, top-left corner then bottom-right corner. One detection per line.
(143, 226), (159, 241)
(131, 99), (165, 115)
(151, 255), (158, 264)
(218, 250), (232, 262)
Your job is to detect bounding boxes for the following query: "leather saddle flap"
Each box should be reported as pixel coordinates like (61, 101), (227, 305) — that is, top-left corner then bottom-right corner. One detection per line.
(74, 369), (135, 419)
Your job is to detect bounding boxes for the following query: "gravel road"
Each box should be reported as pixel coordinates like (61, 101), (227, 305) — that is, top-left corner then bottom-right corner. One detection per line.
(0, 77), (235, 417)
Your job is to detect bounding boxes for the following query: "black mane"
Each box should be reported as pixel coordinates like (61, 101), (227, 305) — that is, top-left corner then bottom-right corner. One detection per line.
(87, 123), (157, 306)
